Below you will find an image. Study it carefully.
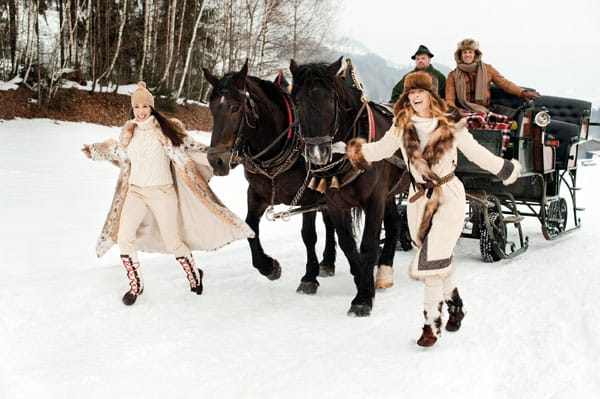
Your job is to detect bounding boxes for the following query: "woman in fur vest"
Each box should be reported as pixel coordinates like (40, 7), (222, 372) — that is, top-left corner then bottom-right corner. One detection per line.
(82, 82), (254, 305)
(346, 72), (521, 347)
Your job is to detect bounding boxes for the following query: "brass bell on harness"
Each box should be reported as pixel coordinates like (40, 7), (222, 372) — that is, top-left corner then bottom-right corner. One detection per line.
(329, 176), (340, 190)
(316, 178), (328, 193)
(308, 177), (318, 190)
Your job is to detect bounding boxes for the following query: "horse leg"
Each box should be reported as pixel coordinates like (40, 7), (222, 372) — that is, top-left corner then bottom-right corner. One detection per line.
(246, 190), (281, 280)
(318, 209), (337, 277)
(376, 197), (401, 289)
(326, 208), (371, 316)
(296, 211), (320, 295)
(348, 201), (385, 316)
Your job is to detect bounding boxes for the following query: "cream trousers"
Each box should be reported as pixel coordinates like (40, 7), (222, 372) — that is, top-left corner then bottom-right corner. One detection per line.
(424, 273), (456, 313)
(117, 184), (190, 259)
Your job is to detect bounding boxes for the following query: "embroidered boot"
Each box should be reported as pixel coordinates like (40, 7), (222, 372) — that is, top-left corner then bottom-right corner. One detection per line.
(121, 255), (143, 305)
(445, 288), (465, 332)
(417, 302), (443, 347)
(176, 255), (203, 295)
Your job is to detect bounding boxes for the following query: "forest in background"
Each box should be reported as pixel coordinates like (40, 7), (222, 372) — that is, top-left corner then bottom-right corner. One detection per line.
(0, 0), (335, 105)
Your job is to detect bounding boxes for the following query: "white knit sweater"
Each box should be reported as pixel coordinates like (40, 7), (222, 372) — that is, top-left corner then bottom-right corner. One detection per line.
(127, 116), (173, 186)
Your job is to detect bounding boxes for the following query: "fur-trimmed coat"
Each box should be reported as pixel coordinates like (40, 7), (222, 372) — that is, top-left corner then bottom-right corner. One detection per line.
(445, 63), (523, 110)
(86, 118), (254, 258)
(360, 115), (520, 280)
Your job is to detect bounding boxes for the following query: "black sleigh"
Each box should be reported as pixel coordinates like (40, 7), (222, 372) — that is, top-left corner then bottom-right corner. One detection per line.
(454, 86), (592, 262)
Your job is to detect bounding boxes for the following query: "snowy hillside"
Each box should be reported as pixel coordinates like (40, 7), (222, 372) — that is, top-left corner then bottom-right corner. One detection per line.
(0, 118), (599, 399)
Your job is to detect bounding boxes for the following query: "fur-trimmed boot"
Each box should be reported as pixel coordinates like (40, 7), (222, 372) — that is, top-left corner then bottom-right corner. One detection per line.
(121, 255), (143, 305)
(417, 302), (443, 347)
(445, 288), (465, 332)
(375, 265), (394, 289)
(176, 255), (203, 295)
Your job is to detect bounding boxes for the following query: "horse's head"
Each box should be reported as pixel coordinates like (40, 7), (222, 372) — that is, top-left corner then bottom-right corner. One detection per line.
(202, 60), (252, 176)
(290, 57), (344, 166)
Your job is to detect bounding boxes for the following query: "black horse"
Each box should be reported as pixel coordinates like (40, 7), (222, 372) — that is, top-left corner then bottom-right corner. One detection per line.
(290, 57), (409, 316)
(202, 61), (336, 294)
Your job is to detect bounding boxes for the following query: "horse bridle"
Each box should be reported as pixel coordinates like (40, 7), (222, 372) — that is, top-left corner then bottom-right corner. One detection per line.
(297, 94), (341, 164)
(207, 88), (259, 168)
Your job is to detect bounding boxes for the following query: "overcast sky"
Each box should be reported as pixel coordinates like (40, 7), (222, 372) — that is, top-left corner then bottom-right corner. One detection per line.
(337, 0), (600, 107)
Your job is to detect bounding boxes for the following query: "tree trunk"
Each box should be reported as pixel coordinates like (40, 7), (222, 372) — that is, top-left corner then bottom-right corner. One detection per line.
(176, 1), (205, 99)
(8, 0), (18, 76)
(97, 0), (128, 83)
(159, 0), (178, 91)
(139, 0), (151, 80)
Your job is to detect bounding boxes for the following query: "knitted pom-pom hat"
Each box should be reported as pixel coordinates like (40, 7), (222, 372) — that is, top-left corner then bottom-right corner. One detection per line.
(131, 81), (154, 107)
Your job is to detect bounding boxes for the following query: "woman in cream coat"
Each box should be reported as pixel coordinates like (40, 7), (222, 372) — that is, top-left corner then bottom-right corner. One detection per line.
(82, 82), (254, 305)
(346, 72), (521, 346)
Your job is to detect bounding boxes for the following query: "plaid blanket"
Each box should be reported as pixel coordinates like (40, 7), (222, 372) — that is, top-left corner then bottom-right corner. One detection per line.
(461, 110), (513, 151)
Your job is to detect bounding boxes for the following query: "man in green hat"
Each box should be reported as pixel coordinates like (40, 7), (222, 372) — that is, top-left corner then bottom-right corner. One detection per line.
(389, 44), (446, 103)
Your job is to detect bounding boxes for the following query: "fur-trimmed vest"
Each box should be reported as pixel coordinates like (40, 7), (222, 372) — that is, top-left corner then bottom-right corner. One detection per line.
(87, 118), (254, 258)
(361, 115), (519, 280)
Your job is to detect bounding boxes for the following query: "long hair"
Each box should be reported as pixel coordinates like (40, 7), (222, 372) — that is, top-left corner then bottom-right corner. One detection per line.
(129, 107), (186, 146)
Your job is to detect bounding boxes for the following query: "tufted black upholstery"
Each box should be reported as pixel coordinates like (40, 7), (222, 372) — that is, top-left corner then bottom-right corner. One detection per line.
(535, 95), (591, 168)
(534, 95), (591, 126)
(489, 85), (529, 110)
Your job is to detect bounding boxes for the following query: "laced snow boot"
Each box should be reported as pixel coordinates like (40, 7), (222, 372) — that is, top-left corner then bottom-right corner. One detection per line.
(121, 255), (143, 305)
(176, 255), (203, 295)
(417, 302), (443, 347)
(445, 288), (465, 332)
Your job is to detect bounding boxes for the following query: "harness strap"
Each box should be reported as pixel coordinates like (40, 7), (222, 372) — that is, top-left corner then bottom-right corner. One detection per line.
(282, 94), (294, 139)
(409, 172), (455, 203)
(345, 100), (375, 141)
(366, 101), (375, 142)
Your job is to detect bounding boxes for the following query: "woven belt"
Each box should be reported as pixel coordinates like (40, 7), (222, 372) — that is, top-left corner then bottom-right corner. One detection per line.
(409, 171), (455, 203)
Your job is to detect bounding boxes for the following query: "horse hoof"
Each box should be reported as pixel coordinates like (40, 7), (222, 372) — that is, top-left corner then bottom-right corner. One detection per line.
(318, 262), (335, 277)
(375, 265), (393, 289)
(296, 281), (319, 295)
(347, 304), (371, 317)
(265, 260), (281, 281)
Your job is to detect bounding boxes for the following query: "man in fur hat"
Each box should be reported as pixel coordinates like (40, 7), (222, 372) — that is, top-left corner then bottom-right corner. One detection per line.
(390, 44), (446, 103)
(446, 38), (540, 113)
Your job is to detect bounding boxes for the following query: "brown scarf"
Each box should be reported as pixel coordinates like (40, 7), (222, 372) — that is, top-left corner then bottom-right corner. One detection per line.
(455, 62), (488, 113)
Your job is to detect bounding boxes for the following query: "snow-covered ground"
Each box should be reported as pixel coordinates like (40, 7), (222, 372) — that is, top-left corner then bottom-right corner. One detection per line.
(0, 118), (599, 399)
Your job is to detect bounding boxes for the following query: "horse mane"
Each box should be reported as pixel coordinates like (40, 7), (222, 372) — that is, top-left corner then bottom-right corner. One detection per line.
(292, 62), (359, 110)
(209, 72), (284, 108)
(247, 76), (287, 110)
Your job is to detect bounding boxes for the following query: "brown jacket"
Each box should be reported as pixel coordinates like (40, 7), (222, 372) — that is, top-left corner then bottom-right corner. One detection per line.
(445, 63), (523, 109)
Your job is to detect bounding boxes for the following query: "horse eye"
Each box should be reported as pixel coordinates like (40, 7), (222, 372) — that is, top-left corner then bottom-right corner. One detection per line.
(231, 105), (240, 112)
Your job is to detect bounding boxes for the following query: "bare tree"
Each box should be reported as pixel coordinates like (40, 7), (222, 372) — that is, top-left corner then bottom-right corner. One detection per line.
(175, 0), (206, 98)
(97, 0), (128, 83)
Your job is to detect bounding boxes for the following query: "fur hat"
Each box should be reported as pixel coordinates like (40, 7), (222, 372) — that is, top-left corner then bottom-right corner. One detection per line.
(131, 81), (154, 107)
(454, 38), (483, 64)
(404, 71), (434, 92)
(396, 71), (443, 108)
(411, 44), (434, 60)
